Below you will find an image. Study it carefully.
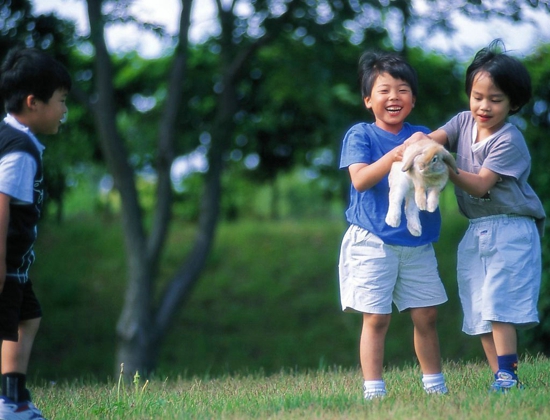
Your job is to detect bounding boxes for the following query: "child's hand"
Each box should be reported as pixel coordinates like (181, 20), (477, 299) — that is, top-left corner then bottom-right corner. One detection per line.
(391, 144), (405, 162)
(404, 132), (430, 147)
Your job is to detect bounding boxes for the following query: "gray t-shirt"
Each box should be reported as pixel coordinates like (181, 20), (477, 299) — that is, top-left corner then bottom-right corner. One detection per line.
(440, 111), (545, 236)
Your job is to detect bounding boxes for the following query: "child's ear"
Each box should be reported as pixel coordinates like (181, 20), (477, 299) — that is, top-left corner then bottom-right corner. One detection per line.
(363, 97), (372, 109)
(25, 95), (37, 110)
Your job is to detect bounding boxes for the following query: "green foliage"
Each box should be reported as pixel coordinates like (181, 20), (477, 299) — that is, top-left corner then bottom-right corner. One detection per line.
(31, 355), (550, 419)
(518, 43), (550, 354)
(408, 47), (467, 128)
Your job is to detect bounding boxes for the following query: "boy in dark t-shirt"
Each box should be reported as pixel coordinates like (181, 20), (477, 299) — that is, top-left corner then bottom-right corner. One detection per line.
(0, 47), (71, 419)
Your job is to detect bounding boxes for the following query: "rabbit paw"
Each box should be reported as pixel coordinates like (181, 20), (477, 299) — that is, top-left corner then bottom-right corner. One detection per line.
(427, 193), (440, 212)
(385, 207), (401, 228)
(407, 219), (422, 237)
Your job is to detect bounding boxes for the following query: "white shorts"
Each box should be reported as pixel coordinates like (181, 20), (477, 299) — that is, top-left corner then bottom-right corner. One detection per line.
(338, 224), (448, 314)
(458, 215), (541, 335)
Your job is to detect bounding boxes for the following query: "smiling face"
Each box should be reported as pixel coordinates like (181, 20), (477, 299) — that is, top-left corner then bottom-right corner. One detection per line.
(28, 88), (69, 135)
(469, 71), (515, 140)
(364, 72), (415, 135)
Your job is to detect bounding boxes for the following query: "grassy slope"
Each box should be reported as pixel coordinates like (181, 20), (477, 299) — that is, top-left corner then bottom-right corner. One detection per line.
(30, 190), (501, 382)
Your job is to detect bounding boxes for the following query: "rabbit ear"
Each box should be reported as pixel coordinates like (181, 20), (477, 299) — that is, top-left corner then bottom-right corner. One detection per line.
(401, 151), (419, 172)
(442, 150), (459, 174)
(401, 145), (424, 172)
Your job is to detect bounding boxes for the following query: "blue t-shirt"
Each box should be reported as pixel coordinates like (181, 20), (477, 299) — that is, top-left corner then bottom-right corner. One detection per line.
(339, 122), (441, 246)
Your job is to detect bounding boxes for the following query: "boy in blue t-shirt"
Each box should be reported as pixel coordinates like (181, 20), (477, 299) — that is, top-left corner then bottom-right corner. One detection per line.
(0, 48), (71, 419)
(338, 51), (448, 399)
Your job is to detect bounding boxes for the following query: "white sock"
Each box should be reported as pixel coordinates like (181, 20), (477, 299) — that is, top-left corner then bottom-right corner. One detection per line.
(363, 379), (386, 393)
(422, 373), (446, 389)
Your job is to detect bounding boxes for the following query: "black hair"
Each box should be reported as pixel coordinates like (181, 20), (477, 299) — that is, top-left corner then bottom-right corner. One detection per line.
(465, 39), (531, 115)
(358, 50), (418, 99)
(0, 47), (72, 114)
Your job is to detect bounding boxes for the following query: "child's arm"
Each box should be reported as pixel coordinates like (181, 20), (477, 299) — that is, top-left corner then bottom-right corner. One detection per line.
(449, 167), (500, 198)
(0, 193), (9, 293)
(427, 129), (448, 146)
(428, 129), (499, 196)
(407, 129), (499, 197)
(404, 130), (447, 147)
(348, 145), (404, 192)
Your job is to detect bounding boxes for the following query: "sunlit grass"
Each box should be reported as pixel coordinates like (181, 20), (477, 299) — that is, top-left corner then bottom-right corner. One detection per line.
(35, 355), (550, 419)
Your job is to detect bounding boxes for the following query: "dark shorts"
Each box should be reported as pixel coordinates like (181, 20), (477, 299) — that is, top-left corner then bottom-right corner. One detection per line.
(0, 279), (42, 342)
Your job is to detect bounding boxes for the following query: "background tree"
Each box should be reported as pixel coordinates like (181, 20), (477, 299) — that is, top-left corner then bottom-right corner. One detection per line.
(82, 0), (195, 377)
(81, 0), (400, 378)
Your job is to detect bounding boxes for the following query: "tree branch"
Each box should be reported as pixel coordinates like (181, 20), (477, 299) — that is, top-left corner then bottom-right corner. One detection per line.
(147, 0), (193, 268)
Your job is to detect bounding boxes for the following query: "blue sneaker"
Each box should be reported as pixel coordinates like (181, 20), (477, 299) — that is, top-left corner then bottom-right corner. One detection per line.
(0, 396), (46, 419)
(490, 371), (523, 393)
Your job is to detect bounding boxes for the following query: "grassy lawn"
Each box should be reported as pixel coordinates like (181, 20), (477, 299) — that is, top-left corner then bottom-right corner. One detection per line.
(33, 355), (550, 419)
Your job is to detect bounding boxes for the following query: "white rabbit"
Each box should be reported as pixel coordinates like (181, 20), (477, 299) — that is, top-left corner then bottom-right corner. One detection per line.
(385, 138), (458, 236)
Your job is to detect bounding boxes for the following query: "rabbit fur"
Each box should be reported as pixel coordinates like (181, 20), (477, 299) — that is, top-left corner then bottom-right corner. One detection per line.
(385, 138), (458, 236)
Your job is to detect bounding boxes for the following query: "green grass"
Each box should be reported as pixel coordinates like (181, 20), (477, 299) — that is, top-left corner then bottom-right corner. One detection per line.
(32, 355), (550, 419)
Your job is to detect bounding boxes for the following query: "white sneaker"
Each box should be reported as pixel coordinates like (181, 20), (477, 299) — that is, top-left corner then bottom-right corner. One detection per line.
(363, 387), (387, 400)
(0, 396), (47, 420)
(424, 383), (449, 395)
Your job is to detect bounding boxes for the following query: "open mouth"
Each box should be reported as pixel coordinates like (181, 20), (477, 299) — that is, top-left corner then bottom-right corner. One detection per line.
(478, 114), (491, 121)
(386, 106), (402, 115)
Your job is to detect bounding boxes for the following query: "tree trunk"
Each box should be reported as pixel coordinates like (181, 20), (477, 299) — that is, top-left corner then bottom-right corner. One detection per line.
(84, 0), (276, 379)
(86, 0), (154, 379)
(113, 0), (195, 378)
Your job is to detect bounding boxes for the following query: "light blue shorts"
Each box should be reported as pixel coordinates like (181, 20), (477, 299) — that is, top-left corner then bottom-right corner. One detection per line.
(338, 224), (448, 314)
(458, 214), (541, 335)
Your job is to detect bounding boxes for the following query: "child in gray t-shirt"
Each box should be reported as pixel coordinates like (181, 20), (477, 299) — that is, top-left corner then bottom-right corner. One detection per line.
(416, 39), (545, 393)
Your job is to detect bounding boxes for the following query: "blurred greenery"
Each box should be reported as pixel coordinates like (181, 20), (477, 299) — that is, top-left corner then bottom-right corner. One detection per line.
(30, 180), (494, 382)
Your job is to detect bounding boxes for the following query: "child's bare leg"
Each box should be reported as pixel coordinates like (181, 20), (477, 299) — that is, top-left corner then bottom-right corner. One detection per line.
(360, 313), (391, 380)
(483, 323), (520, 391)
(480, 332), (498, 373)
(1, 318), (41, 374)
(410, 306), (441, 374)
(1, 318), (40, 403)
(491, 322), (517, 356)
(481, 323), (517, 375)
